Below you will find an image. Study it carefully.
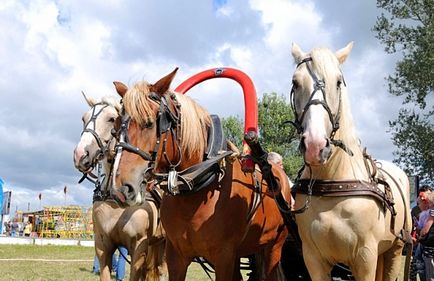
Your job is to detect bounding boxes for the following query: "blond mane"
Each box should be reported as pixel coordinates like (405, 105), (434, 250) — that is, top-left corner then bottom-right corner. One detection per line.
(123, 81), (212, 159)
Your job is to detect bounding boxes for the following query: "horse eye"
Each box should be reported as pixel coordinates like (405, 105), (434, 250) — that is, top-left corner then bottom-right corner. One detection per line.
(108, 117), (115, 123)
(292, 79), (299, 89)
(337, 80), (342, 88)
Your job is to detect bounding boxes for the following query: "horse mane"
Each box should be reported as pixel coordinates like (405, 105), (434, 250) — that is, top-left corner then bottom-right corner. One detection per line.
(100, 95), (121, 112)
(123, 81), (212, 159)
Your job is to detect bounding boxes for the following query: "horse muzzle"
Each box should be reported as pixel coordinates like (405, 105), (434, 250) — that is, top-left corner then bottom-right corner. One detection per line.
(300, 136), (332, 165)
(111, 184), (143, 207)
(74, 149), (94, 173)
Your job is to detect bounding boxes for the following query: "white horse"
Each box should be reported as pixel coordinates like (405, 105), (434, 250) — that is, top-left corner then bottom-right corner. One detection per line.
(73, 92), (166, 281)
(290, 42), (412, 281)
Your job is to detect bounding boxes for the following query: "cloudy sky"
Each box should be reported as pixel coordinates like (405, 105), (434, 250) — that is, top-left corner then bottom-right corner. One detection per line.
(0, 0), (405, 213)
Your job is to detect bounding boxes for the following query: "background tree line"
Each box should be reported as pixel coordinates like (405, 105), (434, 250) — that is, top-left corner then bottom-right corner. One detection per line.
(374, 0), (434, 184)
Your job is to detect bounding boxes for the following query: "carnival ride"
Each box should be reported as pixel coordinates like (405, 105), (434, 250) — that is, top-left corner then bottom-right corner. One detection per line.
(36, 205), (93, 239)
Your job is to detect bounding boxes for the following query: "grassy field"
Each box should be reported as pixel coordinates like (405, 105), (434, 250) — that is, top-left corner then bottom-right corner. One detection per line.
(0, 244), (214, 281)
(0, 244), (409, 280)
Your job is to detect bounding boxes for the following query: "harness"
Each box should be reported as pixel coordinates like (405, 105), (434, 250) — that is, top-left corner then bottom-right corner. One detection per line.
(289, 57), (410, 243)
(114, 92), (232, 196)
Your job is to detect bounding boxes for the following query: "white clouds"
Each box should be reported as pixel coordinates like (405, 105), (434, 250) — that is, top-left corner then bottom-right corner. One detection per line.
(0, 0), (402, 212)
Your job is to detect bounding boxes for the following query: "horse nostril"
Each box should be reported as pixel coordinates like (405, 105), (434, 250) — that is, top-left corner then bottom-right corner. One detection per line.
(319, 140), (332, 162)
(124, 183), (135, 195)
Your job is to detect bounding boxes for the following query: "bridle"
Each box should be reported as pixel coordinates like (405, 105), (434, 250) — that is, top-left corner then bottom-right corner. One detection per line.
(81, 102), (115, 163)
(289, 57), (353, 156)
(290, 57), (352, 214)
(112, 92), (183, 194)
(78, 102), (118, 201)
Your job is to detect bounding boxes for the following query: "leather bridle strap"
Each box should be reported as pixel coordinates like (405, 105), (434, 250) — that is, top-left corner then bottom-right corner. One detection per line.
(81, 103), (109, 151)
(290, 57), (353, 156)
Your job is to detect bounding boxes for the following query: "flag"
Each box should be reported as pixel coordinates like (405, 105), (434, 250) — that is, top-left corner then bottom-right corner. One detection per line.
(38, 193), (41, 200)
(64, 185), (67, 194)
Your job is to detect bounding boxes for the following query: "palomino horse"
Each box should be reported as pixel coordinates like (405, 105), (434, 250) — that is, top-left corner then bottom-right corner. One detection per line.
(110, 68), (291, 281)
(73, 93), (166, 281)
(290, 42), (411, 281)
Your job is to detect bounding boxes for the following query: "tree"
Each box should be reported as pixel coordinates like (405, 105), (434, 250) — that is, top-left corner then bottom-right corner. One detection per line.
(374, 0), (434, 183)
(389, 109), (434, 181)
(222, 92), (302, 179)
(221, 115), (244, 149)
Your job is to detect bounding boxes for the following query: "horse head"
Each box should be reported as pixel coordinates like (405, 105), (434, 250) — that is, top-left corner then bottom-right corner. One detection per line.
(290, 42), (353, 166)
(73, 92), (121, 173)
(111, 68), (211, 206)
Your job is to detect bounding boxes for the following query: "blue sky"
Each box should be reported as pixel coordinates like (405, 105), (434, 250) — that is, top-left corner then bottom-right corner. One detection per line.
(0, 0), (406, 213)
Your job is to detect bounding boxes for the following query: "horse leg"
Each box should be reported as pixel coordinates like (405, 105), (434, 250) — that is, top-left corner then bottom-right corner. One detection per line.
(130, 240), (148, 281)
(232, 258), (242, 281)
(263, 240), (286, 281)
(97, 250), (114, 281)
(381, 242), (405, 281)
(213, 250), (237, 281)
(94, 239), (115, 281)
(302, 245), (333, 281)
(351, 245), (378, 281)
(165, 240), (189, 281)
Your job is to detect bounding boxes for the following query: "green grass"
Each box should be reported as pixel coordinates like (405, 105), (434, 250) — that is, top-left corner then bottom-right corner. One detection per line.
(0, 244), (215, 281)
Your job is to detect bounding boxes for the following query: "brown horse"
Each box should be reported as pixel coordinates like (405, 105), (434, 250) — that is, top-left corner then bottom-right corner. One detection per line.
(110, 68), (291, 281)
(73, 93), (166, 281)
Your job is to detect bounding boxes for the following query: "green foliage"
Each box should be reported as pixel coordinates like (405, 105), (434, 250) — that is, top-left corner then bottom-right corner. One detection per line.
(389, 109), (434, 183)
(374, 0), (434, 106)
(258, 93), (302, 179)
(374, 0), (434, 183)
(222, 93), (302, 179)
(221, 115), (244, 149)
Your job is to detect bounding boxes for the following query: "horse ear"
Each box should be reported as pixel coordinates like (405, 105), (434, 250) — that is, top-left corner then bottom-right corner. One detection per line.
(291, 43), (305, 64)
(335, 42), (354, 64)
(81, 91), (96, 107)
(113, 81), (128, 98)
(151, 67), (179, 96)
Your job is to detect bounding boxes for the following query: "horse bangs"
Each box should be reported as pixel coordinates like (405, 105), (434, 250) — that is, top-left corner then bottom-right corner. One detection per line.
(175, 92), (212, 158)
(123, 81), (157, 125)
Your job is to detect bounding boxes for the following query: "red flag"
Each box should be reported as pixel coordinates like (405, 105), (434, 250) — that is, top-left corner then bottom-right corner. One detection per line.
(38, 193), (41, 200)
(64, 186), (67, 194)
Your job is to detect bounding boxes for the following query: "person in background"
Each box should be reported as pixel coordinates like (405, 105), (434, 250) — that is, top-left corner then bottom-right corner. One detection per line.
(4, 221), (11, 236)
(10, 219), (18, 237)
(267, 151), (295, 209)
(23, 221), (32, 237)
(411, 186), (433, 281)
(420, 186), (434, 281)
(93, 246), (128, 281)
